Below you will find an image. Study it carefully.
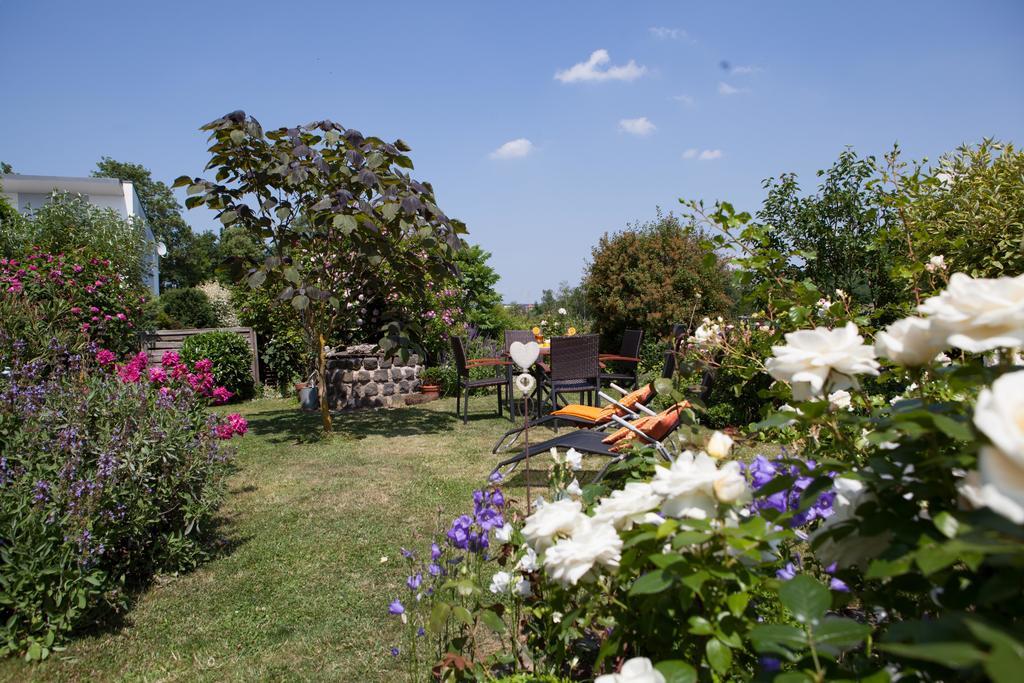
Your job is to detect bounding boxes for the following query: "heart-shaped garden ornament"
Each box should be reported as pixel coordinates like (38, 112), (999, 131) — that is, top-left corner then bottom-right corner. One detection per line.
(509, 341), (540, 370)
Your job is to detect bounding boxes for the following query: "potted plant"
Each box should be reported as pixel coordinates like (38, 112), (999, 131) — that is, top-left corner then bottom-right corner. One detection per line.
(419, 366), (444, 400)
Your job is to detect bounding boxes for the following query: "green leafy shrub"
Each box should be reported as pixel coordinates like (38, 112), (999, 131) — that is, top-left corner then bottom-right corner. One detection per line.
(0, 191), (152, 290)
(156, 287), (220, 329)
(0, 248), (147, 361)
(0, 345), (245, 659)
(262, 328), (309, 393)
(180, 331), (254, 400)
(583, 210), (733, 345)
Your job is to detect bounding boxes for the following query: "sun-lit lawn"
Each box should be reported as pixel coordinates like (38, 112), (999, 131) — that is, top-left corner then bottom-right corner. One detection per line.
(0, 395), (779, 682)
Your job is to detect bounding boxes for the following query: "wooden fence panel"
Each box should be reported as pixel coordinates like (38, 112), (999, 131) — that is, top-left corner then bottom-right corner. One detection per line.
(141, 327), (260, 385)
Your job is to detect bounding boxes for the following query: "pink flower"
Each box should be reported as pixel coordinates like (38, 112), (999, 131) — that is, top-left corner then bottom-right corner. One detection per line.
(211, 386), (233, 404)
(194, 358), (213, 373)
(89, 306), (100, 313)
(81, 323), (90, 332)
(95, 349), (116, 366)
(116, 312), (127, 321)
(148, 367), (167, 383)
(228, 413), (248, 436)
(70, 306), (82, 314)
(161, 350), (180, 367)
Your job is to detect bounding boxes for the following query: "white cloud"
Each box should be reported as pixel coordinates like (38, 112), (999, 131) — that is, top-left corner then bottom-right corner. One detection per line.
(717, 81), (747, 96)
(489, 138), (533, 160)
(618, 117), (656, 136)
(731, 65), (763, 75)
(649, 26), (689, 40)
(554, 49), (647, 83)
(683, 148), (723, 161)
(673, 94), (696, 107)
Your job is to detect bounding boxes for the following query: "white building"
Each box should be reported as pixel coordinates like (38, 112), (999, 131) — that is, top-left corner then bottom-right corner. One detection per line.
(1, 174), (160, 295)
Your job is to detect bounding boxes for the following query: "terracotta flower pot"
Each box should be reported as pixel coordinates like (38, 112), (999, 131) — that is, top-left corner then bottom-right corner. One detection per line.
(419, 383), (441, 399)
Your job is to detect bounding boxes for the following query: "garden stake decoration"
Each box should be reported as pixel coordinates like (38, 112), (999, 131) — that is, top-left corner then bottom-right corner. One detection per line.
(509, 341), (540, 509)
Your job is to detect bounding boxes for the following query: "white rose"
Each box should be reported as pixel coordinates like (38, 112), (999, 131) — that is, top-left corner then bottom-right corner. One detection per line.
(494, 522), (514, 544)
(564, 478), (583, 499)
(706, 430), (734, 459)
(959, 463), (1024, 524)
(811, 477), (892, 569)
(973, 371), (1024, 461)
(592, 482), (663, 530)
(918, 272), (1024, 353)
(925, 254), (947, 272)
(875, 317), (946, 367)
(516, 546), (539, 572)
(489, 570), (512, 594)
(828, 389), (852, 411)
(513, 575), (533, 598)
(965, 371), (1024, 522)
(521, 499), (586, 551)
(712, 461), (750, 505)
(765, 322), (879, 400)
(595, 657), (667, 683)
(565, 448), (583, 471)
(558, 307), (567, 315)
(542, 518), (622, 586)
(650, 451), (720, 519)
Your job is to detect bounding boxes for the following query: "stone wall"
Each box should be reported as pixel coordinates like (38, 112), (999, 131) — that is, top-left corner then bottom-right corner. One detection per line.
(325, 344), (423, 410)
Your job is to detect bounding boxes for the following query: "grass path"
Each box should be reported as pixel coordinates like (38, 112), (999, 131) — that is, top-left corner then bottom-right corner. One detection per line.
(1, 397), (526, 682)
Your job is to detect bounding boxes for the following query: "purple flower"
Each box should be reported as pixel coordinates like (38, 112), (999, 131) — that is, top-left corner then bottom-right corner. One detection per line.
(390, 647), (400, 657)
(489, 471), (503, 483)
(829, 577), (850, 592)
(760, 657), (781, 672)
(388, 599), (404, 615)
(406, 573), (422, 591)
(428, 563), (442, 577)
(417, 627), (425, 637)
(401, 547), (415, 559)
(776, 562), (798, 581)
(492, 489), (505, 508)
(430, 543), (442, 560)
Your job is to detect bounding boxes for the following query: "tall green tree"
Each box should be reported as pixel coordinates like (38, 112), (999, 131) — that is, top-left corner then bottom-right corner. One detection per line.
(756, 149), (899, 309)
(584, 210), (732, 342)
(454, 244), (503, 334)
(177, 111), (466, 432)
(93, 158), (217, 289)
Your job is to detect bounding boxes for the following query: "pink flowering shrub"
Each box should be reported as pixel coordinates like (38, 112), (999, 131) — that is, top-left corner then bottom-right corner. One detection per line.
(0, 248), (147, 361)
(0, 342), (244, 659)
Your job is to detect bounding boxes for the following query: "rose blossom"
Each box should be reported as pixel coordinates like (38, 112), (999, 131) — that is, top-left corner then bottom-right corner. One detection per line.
(521, 499), (586, 551)
(765, 322), (879, 400)
(650, 451), (721, 519)
(541, 517), (622, 587)
(875, 317), (946, 367)
(918, 272), (1024, 353)
(595, 657), (666, 683)
(706, 430), (734, 459)
(592, 482), (663, 530)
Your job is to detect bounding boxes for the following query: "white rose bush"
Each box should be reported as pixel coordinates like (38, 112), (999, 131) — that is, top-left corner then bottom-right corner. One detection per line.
(383, 201), (1022, 682)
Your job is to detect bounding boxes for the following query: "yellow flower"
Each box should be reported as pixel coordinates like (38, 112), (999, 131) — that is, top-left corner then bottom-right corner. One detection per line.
(531, 326), (541, 335)
(567, 326), (577, 336)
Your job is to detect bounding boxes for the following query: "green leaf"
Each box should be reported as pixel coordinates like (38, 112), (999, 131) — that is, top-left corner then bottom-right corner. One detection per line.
(283, 266), (300, 284)
(688, 616), (713, 635)
(932, 414), (972, 441)
(813, 617), (870, 650)
(429, 602), (450, 634)
(778, 575), (830, 625)
(655, 659), (697, 683)
(247, 270), (266, 289)
(479, 609), (506, 634)
(750, 624), (807, 657)
(878, 642), (984, 668)
(630, 569), (675, 596)
(291, 294), (309, 311)
(986, 643), (1024, 683)
(914, 544), (958, 576)
(451, 606), (473, 627)
(933, 511), (960, 539)
(705, 638), (733, 674)
(333, 214), (357, 234)
(727, 592), (750, 617)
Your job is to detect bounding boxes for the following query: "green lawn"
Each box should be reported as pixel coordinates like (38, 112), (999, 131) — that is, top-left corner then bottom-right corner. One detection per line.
(0, 396), (775, 682)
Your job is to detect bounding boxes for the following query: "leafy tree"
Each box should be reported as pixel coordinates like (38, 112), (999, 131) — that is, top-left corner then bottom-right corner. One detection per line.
(93, 158), (217, 289)
(177, 111), (466, 431)
(156, 287), (221, 329)
(756, 149), (900, 309)
(454, 244), (503, 335)
(895, 139), (1024, 279)
(216, 225), (265, 282)
(583, 210), (732, 343)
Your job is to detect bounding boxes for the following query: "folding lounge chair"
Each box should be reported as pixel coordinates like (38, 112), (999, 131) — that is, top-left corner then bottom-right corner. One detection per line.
(491, 351), (678, 453)
(489, 400), (690, 480)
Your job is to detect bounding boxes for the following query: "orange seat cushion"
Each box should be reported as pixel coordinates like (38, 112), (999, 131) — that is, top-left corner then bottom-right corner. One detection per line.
(551, 404), (607, 421)
(602, 401), (689, 452)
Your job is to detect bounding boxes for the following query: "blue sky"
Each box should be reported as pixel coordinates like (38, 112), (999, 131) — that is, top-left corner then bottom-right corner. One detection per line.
(2, 1), (1022, 302)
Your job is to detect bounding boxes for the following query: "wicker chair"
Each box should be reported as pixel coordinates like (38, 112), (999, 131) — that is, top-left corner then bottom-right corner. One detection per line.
(539, 334), (600, 417)
(450, 336), (509, 424)
(599, 329), (643, 389)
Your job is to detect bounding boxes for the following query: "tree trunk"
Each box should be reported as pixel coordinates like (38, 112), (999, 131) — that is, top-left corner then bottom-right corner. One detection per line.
(318, 332), (332, 433)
